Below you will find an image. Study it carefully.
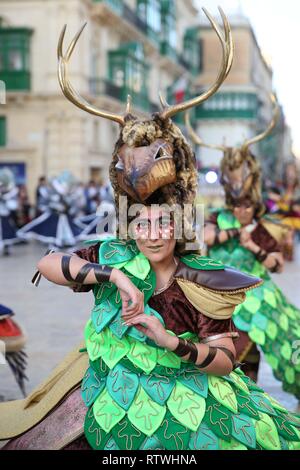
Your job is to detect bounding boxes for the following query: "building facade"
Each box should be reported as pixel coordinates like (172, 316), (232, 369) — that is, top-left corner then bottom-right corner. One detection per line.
(192, 13), (295, 179)
(0, 0), (200, 201)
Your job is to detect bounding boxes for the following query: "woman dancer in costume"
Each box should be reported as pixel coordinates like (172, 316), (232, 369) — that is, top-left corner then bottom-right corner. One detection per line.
(0, 168), (19, 256)
(1, 10), (300, 451)
(186, 98), (300, 398)
(0, 304), (27, 396)
(18, 171), (84, 249)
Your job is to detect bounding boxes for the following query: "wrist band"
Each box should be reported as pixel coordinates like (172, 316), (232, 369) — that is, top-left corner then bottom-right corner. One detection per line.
(269, 259), (280, 273)
(255, 249), (268, 263)
(61, 255), (112, 285)
(172, 338), (198, 363)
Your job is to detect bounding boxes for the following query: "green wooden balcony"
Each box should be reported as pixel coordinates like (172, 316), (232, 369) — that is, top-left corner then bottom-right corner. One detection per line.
(0, 70), (31, 91)
(196, 92), (258, 120)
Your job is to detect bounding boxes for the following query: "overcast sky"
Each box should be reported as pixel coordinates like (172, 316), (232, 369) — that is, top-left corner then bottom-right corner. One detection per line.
(195, 0), (300, 158)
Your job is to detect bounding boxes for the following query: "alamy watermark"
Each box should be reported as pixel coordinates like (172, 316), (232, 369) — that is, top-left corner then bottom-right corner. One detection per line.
(95, 196), (205, 250)
(0, 340), (6, 365)
(0, 80), (6, 105)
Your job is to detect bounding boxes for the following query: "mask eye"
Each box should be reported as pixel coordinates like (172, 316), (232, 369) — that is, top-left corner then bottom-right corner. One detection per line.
(115, 156), (124, 170)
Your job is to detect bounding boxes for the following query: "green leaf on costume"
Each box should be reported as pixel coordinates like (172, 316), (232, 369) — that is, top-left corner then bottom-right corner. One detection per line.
(265, 320), (278, 341)
(101, 334), (130, 369)
(202, 395), (233, 442)
(231, 413), (256, 449)
(81, 366), (106, 407)
(167, 381), (206, 432)
(273, 415), (300, 441)
(91, 300), (119, 334)
(249, 326), (265, 345)
(106, 363), (139, 411)
(284, 366), (295, 385)
(208, 377), (238, 414)
(242, 296), (261, 314)
(263, 289), (277, 308)
(219, 437), (247, 450)
(111, 416), (146, 450)
(140, 435), (163, 450)
(140, 372), (176, 406)
(264, 354), (279, 371)
(93, 389), (126, 433)
(225, 372), (250, 395)
(254, 412), (281, 450)
(123, 252), (151, 280)
(180, 254), (224, 271)
(127, 386), (166, 436)
(89, 357), (109, 378)
(99, 239), (138, 265)
(280, 341), (292, 361)
(252, 312), (268, 330)
(156, 348), (181, 369)
(85, 321), (111, 362)
(279, 313), (289, 332)
(189, 422), (219, 450)
(156, 410), (191, 450)
(84, 406), (110, 450)
(250, 392), (278, 416)
(127, 338), (158, 374)
(235, 389), (260, 420)
(177, 368), (208, 398)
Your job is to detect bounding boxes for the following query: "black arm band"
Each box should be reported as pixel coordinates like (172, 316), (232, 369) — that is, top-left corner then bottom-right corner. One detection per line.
(197, 347), (218, 368)
(61, 255), (112, 285)
(269, 259), (280, 273)
(255, 249), (268, 263)
(172, 338), (198, 363)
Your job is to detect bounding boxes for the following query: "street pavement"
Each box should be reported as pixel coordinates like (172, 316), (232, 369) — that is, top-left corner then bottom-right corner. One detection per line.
(0, 240), (300, 412)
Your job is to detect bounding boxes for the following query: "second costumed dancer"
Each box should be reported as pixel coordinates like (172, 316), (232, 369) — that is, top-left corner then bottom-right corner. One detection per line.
(1, 9), (300, 451)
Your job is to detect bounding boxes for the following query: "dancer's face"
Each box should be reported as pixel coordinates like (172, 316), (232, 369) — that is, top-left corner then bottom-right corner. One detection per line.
(233, 201), (255, 226)
(133, 206), (176, 263)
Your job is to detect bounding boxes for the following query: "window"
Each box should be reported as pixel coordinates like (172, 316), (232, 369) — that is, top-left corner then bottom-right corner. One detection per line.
(108, 43), (149, 110)
(183, 28), (201, 75)
(161, 0), (177, 50)
(0, 28), (33, 90)
(137, 0), (161, 44)
(0, 116), (6, 146)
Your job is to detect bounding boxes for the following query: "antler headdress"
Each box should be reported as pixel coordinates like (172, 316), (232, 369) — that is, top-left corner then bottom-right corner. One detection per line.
(185, 94), (279, 215)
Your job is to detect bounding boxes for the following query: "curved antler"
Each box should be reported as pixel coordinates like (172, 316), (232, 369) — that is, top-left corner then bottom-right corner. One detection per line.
(159, 6), (234, 120)
(185, 112), (226, 152)
(57, 23), (127, 126)
(241, 93), (280, 152)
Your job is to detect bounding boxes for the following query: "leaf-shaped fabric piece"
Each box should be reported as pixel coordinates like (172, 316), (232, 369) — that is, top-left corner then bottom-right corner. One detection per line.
(140, 372), (175, 405)
(219, 438), (247, 450)
(157, 348), (181, 369)
(243, 296), (261, 314)
(177, 368), (208, 398)
(252, 312), (268, 331)
(167, 381), (206, 432)
(127, 386), (166, 436)
(138, 270), (156, 303)
(84, 406), (110, 450)
(203, 395), (233, 442)
(250, 392), (278, 416)
(93, 281), (116, 305)
(106, 363), (139, 411)
(264, 353), (279, 371)
(254, 412), (281, 450)
(265, 320), (278, 341)
(127, 338), (158, 374)
(235, 389), (260, 420)
(99, 239), (138, 265)
(81, 366), (106, 407)
(231, 413), (256, 449)
(249, 326), (265, 346)
(155, 410), (191, 450)
(140, 436), (164, 450)
(180, 253), (224, 270)
(280, 341), (292, 361)
(273, 415), (300, 441)
(208, 376), (238, 414)
(111, 416), (146, 450)
(189, 422), (219, 450)
(279, 313), (289, 332)
(109, 310), (129, 339)
(225, 372), (250, 395)
(91, 299), (119, 334)
(101, 334), (130, 369)
(104, 436), (120, 450)
(85, 321), (111, 362)
(264, 289), (277, 308)
(123, 252), (151, 280)
(233, 314), (251, 332)
(217, 210), (241, 230)
(90, 357), (109, 378)
(93, 389), (126, 433)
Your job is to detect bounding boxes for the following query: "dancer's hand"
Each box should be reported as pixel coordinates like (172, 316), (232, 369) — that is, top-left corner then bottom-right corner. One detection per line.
(110, 269), (144, 319)
(123, 314), (177, 349)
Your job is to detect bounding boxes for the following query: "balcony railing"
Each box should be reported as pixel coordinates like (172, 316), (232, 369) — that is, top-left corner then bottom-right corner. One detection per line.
(90, 78), (159, 113)
(0, 70), (31, 91)
(196, 92), (258, 120)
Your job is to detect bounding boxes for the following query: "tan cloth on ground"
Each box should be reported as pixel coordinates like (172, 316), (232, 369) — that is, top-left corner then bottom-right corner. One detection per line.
(177, 279), (246, 320)
(0, 342), (88, 440)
